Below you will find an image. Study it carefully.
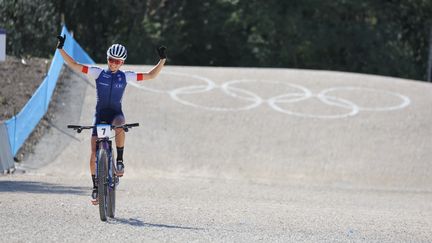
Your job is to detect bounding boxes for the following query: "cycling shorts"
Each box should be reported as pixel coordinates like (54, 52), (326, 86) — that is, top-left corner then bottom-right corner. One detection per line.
(92, 108), (125, 136)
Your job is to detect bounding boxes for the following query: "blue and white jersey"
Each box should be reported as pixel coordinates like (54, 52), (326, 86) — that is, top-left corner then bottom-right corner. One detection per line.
(81, 65), (144, 112)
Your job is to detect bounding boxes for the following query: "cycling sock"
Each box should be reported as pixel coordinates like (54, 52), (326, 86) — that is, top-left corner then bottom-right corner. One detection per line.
(91, 174), (97, 188)
(116, 146), (124, 161)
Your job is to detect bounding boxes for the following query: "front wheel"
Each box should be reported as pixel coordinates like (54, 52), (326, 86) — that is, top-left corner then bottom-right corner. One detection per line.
(97, 148), (109, 221)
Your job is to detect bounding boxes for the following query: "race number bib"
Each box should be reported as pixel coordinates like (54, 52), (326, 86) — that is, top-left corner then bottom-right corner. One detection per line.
(96, 124), (112, 138)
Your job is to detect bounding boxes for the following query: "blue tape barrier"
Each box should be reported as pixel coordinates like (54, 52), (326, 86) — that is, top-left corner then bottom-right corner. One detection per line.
(4, 25), (94, 156)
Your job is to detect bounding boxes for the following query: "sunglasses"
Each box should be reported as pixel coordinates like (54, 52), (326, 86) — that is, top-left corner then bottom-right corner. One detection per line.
(108, 57), (123, 65)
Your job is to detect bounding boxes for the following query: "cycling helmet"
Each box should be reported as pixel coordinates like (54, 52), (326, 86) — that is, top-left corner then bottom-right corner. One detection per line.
(107, 44), (127, 60)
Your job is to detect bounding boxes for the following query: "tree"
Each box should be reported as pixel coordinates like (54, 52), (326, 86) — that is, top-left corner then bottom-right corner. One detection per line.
(0, 0), (58, 57)
(2, 0), (432, 80)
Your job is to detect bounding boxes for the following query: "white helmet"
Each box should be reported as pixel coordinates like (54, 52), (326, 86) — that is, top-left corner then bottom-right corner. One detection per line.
(107, 44), (127, 60)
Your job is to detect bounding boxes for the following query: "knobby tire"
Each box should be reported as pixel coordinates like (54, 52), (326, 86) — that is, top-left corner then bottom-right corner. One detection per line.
(97, 148), (108, 221)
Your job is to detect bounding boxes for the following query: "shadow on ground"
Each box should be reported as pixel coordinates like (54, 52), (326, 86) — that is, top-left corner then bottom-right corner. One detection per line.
(110, 217), (205, 231)
(0, 180), (87, 195)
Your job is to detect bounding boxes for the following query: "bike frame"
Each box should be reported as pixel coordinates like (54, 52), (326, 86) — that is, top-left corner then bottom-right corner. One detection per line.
(67, 123), (139, 221)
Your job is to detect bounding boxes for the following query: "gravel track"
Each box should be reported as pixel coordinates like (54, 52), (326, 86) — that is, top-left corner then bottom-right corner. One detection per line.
(1, 65), (431, 242)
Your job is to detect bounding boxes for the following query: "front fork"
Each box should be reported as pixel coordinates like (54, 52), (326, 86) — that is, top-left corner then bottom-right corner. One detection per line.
(95, 140), (116, 188)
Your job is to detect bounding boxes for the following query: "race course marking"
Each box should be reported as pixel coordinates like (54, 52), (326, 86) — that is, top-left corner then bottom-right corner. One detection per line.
(129, 71), (411, 119)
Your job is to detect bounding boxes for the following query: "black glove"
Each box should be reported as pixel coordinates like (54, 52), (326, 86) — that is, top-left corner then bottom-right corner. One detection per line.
(157, 46), (167, 59)
(56, 34), (66, 49)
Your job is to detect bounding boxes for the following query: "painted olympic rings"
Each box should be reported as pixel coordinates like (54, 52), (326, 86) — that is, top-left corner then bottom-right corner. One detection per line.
(128, 71), (411, 119)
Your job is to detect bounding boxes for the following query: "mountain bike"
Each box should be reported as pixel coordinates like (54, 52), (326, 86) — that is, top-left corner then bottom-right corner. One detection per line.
(67, 122), (139, 221)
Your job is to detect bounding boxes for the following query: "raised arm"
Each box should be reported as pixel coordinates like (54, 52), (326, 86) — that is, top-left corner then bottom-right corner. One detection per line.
(56, 35), (85, 73)
(137, 46), (167, 81)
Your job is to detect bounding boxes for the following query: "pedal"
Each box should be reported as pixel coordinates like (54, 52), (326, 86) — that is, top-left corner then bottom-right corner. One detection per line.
(91, 188), (98, 205)
(116, 161), (124, 177)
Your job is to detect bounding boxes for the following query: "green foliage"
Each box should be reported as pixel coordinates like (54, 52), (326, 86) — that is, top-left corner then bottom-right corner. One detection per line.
(0, 0), (58, 57)
(1, 0), (431, 80)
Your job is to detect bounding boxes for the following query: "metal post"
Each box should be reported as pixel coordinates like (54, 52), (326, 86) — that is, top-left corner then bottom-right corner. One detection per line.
(44, 75), (49, 111)
(427, 25), (432, 82)
(0, 122), (14, 173)
(0, 29), (6, 62)
(61, 13), (65, 26)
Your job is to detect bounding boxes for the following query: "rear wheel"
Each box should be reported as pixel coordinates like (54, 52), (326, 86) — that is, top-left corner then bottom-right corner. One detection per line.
(97, 148), (108, 221)
(107, 154), (116, 218)
(108, 185), (116, 217)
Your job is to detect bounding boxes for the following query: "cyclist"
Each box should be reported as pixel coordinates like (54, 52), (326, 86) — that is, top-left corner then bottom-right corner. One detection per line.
(56, 34), (166, 204)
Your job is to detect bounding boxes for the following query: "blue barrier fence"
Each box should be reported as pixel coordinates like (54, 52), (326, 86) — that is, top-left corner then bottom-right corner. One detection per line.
(4, 25), (94, 156)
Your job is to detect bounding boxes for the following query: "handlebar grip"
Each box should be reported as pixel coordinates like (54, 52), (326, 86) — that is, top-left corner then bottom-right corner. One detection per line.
(67, 125), (81, 129)
(127, 123), (139, 127)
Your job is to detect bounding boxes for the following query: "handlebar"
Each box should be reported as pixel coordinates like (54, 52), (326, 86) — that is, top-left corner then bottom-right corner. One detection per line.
(67, 123), (139, 133)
